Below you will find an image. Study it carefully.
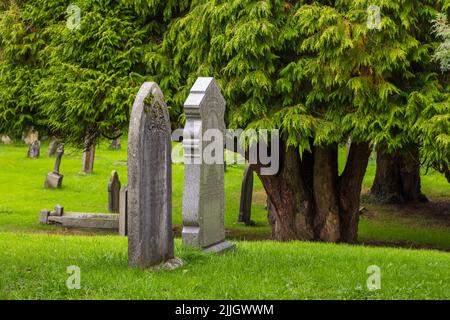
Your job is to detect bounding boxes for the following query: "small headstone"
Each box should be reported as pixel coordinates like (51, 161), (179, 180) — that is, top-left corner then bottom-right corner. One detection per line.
(1, 134), (11, 144)
(109, 131), (121, 150)
(50, 204), (64, 217)
(119, 185), (128, 236)
(128, 82), (174, 268)
(238, 164), (255, 226)
(44, 144), (64, 189)
(47, 136), (60, 157)
(108, 170), (121, 213)
(182, 77), (235, 253)
(23, 128), (38, 145)
(82, 138), (96, 173)
(39, 209), (50, 224)
(27, 140), (41, 159)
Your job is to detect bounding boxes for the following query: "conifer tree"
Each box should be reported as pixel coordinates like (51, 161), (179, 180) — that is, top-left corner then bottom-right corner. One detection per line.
(161, 0), (449, 242)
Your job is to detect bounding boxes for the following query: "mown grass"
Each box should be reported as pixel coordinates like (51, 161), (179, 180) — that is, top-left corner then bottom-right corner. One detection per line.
(0, 139), (449, 299)
(0, 233), (449, 299)
(0, 139), (448, 248)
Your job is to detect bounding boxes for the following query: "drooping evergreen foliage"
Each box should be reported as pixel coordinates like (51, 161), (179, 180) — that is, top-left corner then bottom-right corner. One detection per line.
(0, 0), (190, 144)
(160, 0), (449, 241)
(0, 0), (448, 240)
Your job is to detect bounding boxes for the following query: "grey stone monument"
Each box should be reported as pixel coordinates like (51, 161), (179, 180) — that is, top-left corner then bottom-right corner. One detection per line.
(27, 140), (41, 159)
(47, 136), (60, 157)
(44, 144), (64, 188)
(109, 130), (121, 150)
(108, 170), (121, 213)
(182, 77), (235, 253)
(128, 82), (174, 268)
(119, 185), (128, 236)
(238, 164), (255, 226)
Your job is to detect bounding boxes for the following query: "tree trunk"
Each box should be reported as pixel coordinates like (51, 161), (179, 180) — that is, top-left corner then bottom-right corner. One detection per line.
(371, 145), (428, 204)
(256, 141), (371, 244)
(257, 144), (315, 241)
(313, 145), (340, 242)
(339, 142), (371, 243)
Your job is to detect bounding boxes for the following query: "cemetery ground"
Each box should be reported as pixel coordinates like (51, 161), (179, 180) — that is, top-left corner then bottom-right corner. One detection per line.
(0, 140), (449, 299)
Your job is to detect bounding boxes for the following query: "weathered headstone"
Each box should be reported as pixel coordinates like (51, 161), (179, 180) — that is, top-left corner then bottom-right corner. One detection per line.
(47, 136), (60, 157)
(39, 209), (50, 224)
(44, 144), (64, 188)
(109, 130), (121, 150)
(238, 164), (255, 226)
(23, 127), (38, 145)
(119, 185), (128, 236)
(50, 204), (64, 216)
(128, 82), (173, 268)
(27, 140), (41, 159)
(1, 134), (11, 144)
(82, 138), (96, 173)
(182, 77), (235, 253)
(108, 170), (121, 213)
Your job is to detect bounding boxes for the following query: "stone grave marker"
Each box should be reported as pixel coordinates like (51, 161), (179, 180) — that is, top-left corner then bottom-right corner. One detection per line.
(119, 185), (128, 236)
(23, 127), (38, 145)
(108, 170), (121, 213)
(238, 164), (255, 226)
(128, 82), (174, 268)
(27, 140), (41, 159)
(47, 136), (60, 157)
(182, 77), (235, 253)
(1, 134), (11, 144)
(109, 130), (121, 150)
(44, 143), (64, 188)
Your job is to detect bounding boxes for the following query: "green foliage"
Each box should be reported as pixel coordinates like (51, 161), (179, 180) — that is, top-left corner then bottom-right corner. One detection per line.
(0, 0), (190, 145)
(159, 0), (449, 181)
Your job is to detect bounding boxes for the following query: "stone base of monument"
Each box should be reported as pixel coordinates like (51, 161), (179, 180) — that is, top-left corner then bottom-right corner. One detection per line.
(44, 172), (63, 189)
(40, 210), (119, 230)
(203, 241), (236, 254)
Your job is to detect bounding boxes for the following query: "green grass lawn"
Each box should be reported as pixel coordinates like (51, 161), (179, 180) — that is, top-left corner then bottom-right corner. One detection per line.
(0, 233), (449, 299)
(0, 139), (449, 299)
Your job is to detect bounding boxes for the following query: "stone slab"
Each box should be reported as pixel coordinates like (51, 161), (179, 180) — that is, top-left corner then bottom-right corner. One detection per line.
(47, 212), (119, 230)
(44, 172), (63, 189)
(203, 241), (236, 254)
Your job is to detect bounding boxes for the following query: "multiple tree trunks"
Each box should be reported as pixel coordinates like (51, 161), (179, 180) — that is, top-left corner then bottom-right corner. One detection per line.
(371, 145), (428, 204)
(257, 141), (371, 244)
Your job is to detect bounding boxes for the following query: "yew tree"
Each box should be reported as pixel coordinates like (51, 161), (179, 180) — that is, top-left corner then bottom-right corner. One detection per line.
(0, 0), (61, 137)
(27, 0), (190, 148)
(161, 0), (448, 243)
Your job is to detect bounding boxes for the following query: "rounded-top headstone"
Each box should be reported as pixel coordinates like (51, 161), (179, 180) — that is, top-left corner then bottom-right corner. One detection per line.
(127, 82), (173, 268)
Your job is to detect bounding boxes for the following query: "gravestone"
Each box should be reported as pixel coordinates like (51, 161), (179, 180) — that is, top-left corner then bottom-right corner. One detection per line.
(109, 130), (121, 150)
(1, 135), (11, 144)
(27, 140), (41, 159)
(182, 77), (235, 253)
(47, 136), (60, 157)
(108, 170), (121, 213)
(23, 127), (38, 145)
(119, 185), (128, 236)
(128, 82), (174, 268)
(82, 138), (96, 173)
(238, 164), (255, 226)
(44, 144), (64, 188)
